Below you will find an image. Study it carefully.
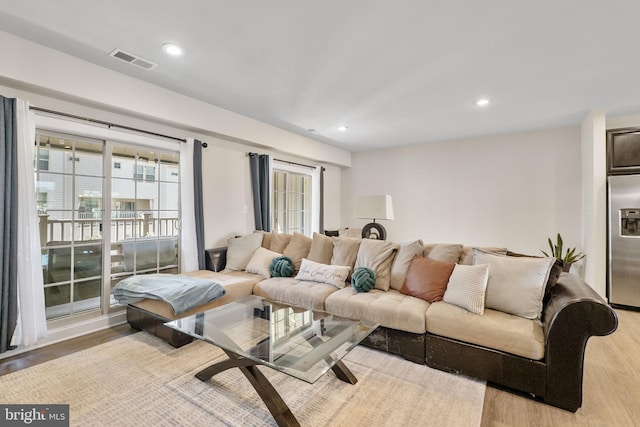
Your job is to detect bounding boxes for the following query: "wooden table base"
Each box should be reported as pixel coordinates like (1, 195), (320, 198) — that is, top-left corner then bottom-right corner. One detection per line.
(195, 349), (357, 427)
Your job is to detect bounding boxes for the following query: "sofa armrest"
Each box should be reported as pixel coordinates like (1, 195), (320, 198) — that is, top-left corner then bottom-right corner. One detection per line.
(541, 272), (618, 411)
(205, 247), (227, 272)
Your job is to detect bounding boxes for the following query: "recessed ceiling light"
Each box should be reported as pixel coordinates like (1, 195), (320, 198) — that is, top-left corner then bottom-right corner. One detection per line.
(162, 43), (184, 56)
(475, 98), (490, 107)
(338, 126), (349, 132)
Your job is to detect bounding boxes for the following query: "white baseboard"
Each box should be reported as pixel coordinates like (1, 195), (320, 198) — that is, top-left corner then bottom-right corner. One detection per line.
(1, 311), (128, 360)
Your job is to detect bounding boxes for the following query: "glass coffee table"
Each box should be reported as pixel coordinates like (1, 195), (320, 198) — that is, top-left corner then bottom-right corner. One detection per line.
(165, 295), (378, 427)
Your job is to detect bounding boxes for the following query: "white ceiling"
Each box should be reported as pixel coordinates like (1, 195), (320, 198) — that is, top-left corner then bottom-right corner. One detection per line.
(1, 0), (639, 152)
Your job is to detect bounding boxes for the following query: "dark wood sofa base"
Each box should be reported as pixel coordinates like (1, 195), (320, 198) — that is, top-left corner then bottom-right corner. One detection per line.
(127, 305), (193, 348)
(426, 334), (547, 398)
(360, 326), (426, 364)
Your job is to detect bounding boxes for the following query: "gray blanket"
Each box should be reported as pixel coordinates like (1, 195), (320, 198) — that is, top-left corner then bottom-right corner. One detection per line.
(112, 274), (226, 315)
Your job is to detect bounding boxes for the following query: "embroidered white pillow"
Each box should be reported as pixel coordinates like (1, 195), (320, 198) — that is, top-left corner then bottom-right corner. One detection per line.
(442, 263), (490, 315)
(295, 258), (351, 288)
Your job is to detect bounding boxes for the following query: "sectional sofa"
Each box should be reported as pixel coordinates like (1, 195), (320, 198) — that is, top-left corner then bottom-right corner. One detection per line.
(126, 231), (618, 412)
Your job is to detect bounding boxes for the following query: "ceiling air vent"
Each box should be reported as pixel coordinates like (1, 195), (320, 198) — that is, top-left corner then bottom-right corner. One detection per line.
(109, 48), (157, 71)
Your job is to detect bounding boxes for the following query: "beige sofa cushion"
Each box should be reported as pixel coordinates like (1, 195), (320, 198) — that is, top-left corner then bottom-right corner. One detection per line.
(255, 230), (272, 249)
(245, 247), (282, 278)
(389, 239), (424, 291)
(270, 232), (292, 253)
(252, 277), (298, 304)
(226, 233), (264, 271)
(331, 237), (361, 280)
(423, 243), (463, 264)
(129, 270), (258, 320)
(324, 288), (430, 334)
(253, 277), (339, 311)
(307, 232), (334, 264)
(283, 232), (312, 270)
(426, 301), (545, 360)
(354, 239), (398, 291)
(474, 248), (554, 320)
(339, 228), (362, 238)
(459, 246), (508, 265)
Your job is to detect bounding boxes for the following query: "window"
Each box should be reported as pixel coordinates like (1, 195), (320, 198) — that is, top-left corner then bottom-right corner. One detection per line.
(36, 191), (48, 213)
(134, 165), (144, 180)
(133, 164), (156, 181)
(271, 161), (320, 236)
(145, 165), (156, 182)
(38, 148), (49, 170)
(35, 129), (181, 322)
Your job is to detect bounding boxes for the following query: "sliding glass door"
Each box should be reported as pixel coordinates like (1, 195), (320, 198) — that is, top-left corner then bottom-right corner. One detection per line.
(109, 143), (180, 289)
(36, 132), (105, 320)
(36, 130), (180, 321)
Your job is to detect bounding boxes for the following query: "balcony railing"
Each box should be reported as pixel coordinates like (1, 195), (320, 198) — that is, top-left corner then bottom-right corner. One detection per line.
(38, 212), (179, 245)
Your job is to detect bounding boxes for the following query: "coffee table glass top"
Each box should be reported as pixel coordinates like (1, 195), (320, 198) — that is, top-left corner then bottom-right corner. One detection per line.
(165, 295), (378, 383)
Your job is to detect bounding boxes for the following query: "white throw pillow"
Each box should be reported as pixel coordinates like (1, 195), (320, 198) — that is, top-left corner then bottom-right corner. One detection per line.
(246, 247), (282, 278)
(295, 258), (351, 288)
(226, 233), (264, 271)
(473, 248), (554, 320)
(442, 264), (490, 315)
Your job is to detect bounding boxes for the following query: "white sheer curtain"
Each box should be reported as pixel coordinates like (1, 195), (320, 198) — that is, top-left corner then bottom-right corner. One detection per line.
(311, 166), (321, 233)
(179, 138), (198, 272)
(12, 99), (47, 347)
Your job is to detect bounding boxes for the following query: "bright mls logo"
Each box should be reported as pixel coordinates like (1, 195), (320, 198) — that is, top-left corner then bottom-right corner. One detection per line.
(0, 405), (69, 426)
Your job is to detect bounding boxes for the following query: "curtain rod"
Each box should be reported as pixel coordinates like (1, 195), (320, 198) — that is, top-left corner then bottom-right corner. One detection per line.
(275, 158), (317, 170)
(30, 106), (207, 147)
(247, 152), (316, 170)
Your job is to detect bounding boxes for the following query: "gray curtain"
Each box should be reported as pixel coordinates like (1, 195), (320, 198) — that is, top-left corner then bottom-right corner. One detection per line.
(249, 153), (270, 231)
(193, 140), (205, 270)
(1, 96), (18, 353)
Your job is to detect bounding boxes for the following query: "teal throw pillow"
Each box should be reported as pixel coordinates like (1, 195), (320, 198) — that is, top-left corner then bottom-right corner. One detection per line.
(352, 267), (376, 293)
(270, 256), (295, 277)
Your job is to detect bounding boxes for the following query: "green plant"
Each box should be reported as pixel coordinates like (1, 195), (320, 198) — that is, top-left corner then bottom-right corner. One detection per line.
(541, 233), (586, 265)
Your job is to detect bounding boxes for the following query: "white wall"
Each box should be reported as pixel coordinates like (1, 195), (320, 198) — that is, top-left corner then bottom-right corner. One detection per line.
(581, 110), (607, 298)
(342, 126), (583, 256)
(199, 139), (343, 247)
(0, 30), (351, 168)
(0, 30), (345, 249)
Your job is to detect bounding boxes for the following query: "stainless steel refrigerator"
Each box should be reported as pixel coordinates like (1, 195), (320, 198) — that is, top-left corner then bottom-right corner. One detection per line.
(608, 174), (640, 308)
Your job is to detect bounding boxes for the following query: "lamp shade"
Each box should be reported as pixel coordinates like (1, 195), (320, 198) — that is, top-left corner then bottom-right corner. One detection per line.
(356, 195), (395, 221)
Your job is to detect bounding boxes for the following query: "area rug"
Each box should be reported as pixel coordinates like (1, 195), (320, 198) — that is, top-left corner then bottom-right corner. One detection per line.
(0, 332), (485, 426)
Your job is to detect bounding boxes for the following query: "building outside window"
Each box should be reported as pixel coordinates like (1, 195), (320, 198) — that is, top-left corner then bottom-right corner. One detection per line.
(40, 148), (49, 170)
(145, 165), (156, 182)
(36, 191), (48, 213)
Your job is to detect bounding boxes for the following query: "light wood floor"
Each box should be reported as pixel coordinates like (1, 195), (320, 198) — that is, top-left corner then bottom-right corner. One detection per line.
(481, 308), (640, 426)
(1, 309), (638, 426)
